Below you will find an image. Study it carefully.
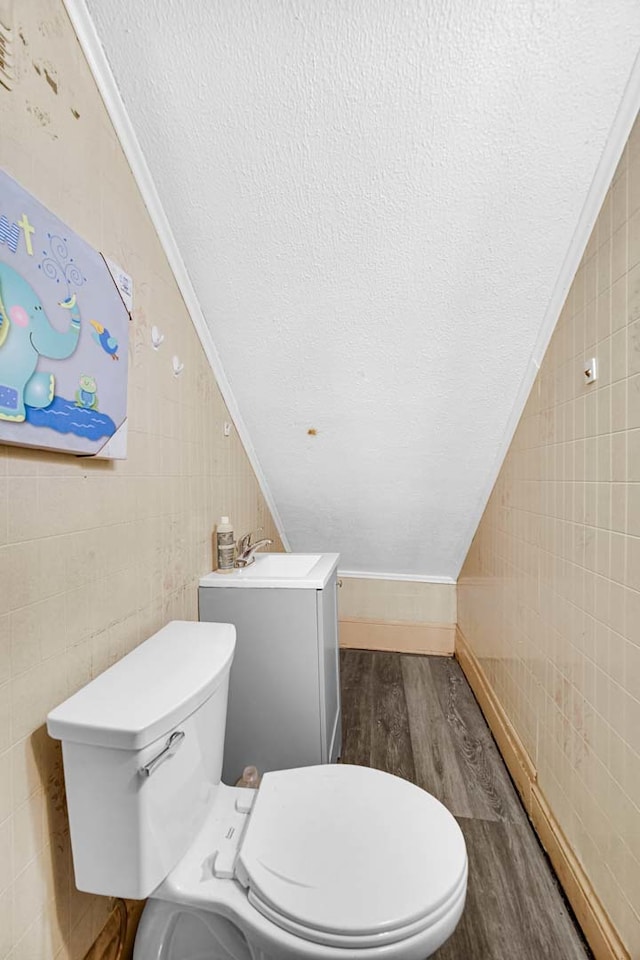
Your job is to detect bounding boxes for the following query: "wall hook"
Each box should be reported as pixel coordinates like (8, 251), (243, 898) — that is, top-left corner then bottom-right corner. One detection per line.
(172, 355), (184, 377)
(151, 325), (164, 349)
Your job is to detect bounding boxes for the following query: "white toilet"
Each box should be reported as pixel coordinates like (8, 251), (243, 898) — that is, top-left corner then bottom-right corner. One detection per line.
(47, 621), (467, 960)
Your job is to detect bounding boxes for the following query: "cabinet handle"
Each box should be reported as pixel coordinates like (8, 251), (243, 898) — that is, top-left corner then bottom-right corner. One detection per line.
(139, 730), (185, 778)
(337, 578), (343, 588)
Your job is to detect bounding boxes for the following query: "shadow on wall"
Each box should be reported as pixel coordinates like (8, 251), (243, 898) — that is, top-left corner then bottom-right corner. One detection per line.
(31, 725), (144, 959)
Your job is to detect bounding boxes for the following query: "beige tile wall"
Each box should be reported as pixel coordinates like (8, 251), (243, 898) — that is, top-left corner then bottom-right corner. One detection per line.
(458, 114), (640, 955)
(338, 577), (456, 624)
(0, 3), (282, 958)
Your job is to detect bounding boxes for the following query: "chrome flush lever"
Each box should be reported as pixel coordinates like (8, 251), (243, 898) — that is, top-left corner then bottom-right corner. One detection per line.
(139, 730), (185, 778)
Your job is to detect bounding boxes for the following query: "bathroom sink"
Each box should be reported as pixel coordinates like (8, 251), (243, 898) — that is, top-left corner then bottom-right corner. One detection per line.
(199, 553), (339, 589)
(242, 553), (321, 578)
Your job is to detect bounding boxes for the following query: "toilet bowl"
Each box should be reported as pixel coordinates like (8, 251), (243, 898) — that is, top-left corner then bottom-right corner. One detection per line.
(136, 767), (467, 960)
(47, 621), (467, 960)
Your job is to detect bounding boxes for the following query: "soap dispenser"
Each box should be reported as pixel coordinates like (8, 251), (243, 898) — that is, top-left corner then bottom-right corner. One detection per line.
(215, 517), (235, 573)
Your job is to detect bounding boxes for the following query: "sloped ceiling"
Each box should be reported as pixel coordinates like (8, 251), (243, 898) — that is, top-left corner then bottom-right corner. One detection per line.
(83, 0), (640, 579)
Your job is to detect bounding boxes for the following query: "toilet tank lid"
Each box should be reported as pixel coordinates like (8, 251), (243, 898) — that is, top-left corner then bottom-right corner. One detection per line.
(47, 621), (236, 751)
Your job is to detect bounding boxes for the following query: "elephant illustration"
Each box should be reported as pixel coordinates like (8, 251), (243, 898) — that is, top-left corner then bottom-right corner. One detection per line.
(0, 262), (81, 421)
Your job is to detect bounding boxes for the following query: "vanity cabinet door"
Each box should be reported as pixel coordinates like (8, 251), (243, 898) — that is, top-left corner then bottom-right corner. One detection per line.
(200, 587), (322, 784)
(199, 574), (341, 783)
(317, 575), (341, 763)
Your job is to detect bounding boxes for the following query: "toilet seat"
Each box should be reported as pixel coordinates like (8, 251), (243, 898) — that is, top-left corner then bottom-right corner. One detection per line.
(234, 764), (467, 949)
(150, 766), (467, 959)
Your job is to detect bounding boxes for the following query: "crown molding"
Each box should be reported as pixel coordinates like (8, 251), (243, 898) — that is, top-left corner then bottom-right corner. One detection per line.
(338, 569), (456, 585)
(62, 0), (290, 550)
(453, 48), (640, 577)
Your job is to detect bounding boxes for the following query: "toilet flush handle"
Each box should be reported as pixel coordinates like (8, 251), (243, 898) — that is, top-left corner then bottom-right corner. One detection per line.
(139, 730), (185, 778)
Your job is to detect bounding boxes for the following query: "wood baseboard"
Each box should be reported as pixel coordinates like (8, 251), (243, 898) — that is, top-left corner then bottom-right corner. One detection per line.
(455, 626), (630, 960)
(339, 617), (454, 655)
(530, 787), (630, 960)
(454, 627), (535, 809)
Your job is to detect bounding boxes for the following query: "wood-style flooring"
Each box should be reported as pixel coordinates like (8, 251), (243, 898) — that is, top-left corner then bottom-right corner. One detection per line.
(339, 650), (592, 960)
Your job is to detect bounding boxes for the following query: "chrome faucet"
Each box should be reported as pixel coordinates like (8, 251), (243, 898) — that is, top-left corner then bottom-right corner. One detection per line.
(234, 532), (273, 568)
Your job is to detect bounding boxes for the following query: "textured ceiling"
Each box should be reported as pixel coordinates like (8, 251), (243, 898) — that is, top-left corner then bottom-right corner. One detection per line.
(84, 0), (640, 578)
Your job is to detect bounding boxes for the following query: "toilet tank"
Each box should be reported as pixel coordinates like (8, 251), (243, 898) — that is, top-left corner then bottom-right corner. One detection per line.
(47, 620), (235, 899)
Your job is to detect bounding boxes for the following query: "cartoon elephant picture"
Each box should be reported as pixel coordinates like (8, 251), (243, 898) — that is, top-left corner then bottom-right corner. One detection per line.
(0, 262), (81, 421)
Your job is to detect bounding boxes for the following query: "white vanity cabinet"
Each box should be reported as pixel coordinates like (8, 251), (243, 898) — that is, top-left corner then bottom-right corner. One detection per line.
(198, 553), (341, 785)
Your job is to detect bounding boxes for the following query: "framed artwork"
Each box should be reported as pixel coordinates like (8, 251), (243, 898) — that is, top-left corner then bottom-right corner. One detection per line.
(0, 169), (130, 458)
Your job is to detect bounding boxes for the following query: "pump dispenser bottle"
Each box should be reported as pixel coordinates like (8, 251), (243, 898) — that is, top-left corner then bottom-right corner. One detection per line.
(215, 516), (234, 573)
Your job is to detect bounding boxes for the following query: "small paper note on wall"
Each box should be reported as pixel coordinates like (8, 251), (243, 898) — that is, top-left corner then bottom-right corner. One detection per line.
(0, 169), (129, 458)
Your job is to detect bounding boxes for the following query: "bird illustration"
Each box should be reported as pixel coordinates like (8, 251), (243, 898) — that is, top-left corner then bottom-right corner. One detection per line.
(58, 294), (77, 310)
(89, 319), (119, 360)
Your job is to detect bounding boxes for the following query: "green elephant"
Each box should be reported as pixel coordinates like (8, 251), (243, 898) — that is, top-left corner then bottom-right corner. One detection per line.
(0, 262), (81, 421)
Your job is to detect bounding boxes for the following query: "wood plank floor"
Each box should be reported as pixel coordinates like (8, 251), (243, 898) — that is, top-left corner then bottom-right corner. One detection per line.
(340, 650), (592, 960)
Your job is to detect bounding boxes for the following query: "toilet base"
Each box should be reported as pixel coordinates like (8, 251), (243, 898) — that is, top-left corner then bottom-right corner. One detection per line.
(133, 887), (466, 960)
(133, 899), (256, 960)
